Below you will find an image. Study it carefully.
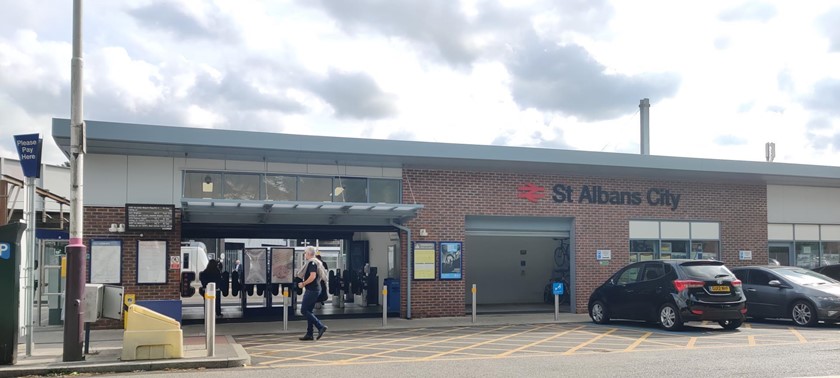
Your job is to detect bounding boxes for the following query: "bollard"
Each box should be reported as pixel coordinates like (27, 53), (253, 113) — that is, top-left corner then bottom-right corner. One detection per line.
(382, 286), (388, 327)
(554, 293), (559, 321)
(206, 282), (216, 357)
(471, 284), (477, 323)
(283, 287), (289, 331)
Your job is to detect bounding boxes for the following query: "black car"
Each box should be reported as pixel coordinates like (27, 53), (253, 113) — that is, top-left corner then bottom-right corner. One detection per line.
(588, 260), (746, 331)
(812, 264), (840, 281)
(731, 266), (840, 326)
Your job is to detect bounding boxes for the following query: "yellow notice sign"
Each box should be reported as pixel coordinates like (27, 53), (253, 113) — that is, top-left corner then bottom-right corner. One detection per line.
(413, 242), (436, 280)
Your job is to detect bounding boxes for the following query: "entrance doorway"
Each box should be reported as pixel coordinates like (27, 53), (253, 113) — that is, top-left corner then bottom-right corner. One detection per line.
(464, 215), (573, 314)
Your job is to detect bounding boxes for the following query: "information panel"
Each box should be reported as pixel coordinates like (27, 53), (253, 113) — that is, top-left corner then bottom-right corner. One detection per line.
(137, 240), (167, 284)
(126, 204), (175, 231)
(90, 240), (121, 284)
(270, 248), (294, 283)
(413, 242), (436, 280)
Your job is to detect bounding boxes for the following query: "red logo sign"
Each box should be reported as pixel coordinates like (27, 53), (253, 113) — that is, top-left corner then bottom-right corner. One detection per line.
(517, 183), (546, 203)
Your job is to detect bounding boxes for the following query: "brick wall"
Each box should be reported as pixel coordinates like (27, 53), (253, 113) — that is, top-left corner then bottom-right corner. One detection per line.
(399, 169), (768, 317)
(84, 206), (181, 328)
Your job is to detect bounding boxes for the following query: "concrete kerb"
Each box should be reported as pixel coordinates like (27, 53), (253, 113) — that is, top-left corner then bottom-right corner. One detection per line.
(0, 335), (248, 378)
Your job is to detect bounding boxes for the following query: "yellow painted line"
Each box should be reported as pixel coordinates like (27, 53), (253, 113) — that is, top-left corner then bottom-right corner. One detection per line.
(789, 328), (807, 343)
(420, 324), (555, 360)
(563, 328), (617, 355)
(341, 324), (516, 363)
(257, 327), (440, 365)
(743, 322), (752, 329)
(748, 335), (756, 346)
(497, 325), (586, 357)
(685, 337), (697, 349)
(622, 332), (652, 352)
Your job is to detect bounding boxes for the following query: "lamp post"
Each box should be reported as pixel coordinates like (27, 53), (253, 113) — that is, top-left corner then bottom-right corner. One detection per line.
(63, 0), (86, 362)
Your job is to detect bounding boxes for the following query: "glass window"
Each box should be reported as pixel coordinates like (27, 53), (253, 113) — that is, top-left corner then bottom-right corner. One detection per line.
(223, 173), (260, 200)
(691, 241), (719, 260)
(661, 240), (689, 259)
(769, 245), (791, 266)
(641, 263), (666, 281)
(184, 172), (222, 199)
(776, 267), (839, 285)
(265, 175), (297, 201)
(746, 270), (775, 286)
(333, 177), (367, 202)
(630, 240), (658, 263)
(370, 179), (401, 203)
(298, 176), (332, 202)
(616, 266), (642, 285)
(795, 241), (820, 269)
(822, 241), (840, 266)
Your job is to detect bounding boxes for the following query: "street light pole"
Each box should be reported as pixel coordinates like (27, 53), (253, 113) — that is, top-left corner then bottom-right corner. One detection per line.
(63, 0), (86, 362)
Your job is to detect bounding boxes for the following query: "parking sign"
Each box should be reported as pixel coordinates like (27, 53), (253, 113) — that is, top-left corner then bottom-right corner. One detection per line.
(0, 242), (9, 260)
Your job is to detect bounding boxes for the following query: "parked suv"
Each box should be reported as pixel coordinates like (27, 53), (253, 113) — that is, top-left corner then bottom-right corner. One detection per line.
(588, 260), (746, 331)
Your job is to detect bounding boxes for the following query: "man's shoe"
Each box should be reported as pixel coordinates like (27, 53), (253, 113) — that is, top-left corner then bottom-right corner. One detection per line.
(316, 326), (328, 340)
(299, 335), (314, 341)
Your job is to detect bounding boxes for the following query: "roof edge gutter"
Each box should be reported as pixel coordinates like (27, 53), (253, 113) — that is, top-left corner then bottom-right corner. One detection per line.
(390, 220), (412, 319)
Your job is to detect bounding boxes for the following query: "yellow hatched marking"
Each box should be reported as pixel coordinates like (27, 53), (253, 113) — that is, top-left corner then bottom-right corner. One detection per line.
(622, 332), (652, 352)
(563, 328), (617, 355)
(257, 328), (441, 365)
(497, 325), (586, 357)
(420, 324), (556, 360)
(789, 328), (807, 343)
(340, 325), (516, 363)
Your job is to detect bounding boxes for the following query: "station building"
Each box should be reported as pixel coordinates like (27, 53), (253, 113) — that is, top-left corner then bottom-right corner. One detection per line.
(49, 118), (840, 326)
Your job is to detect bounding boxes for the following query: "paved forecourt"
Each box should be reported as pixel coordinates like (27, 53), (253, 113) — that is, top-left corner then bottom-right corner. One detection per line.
(239, 320), (840, 369)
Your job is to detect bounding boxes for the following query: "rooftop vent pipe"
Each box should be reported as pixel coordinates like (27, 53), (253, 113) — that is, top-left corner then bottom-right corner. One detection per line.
(640, 98), (650, 155)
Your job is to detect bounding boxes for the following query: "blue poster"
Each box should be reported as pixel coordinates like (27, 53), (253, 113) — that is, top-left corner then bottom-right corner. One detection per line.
(439, 242), (462, 280)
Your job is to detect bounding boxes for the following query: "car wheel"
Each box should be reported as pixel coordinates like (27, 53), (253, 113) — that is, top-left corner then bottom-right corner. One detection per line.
(590, 300), (610, 324)
(659, 303), (683, 331)
(718, 319), (742, 330)
(791, 300), (818, 327)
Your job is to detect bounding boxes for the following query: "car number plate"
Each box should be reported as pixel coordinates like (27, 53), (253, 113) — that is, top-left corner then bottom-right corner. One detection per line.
(709, 285), (730, 293)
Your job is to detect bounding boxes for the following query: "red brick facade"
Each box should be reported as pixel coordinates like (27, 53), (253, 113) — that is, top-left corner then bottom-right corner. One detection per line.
(84, 206), (181, 328)
(399, 169), (768, 318)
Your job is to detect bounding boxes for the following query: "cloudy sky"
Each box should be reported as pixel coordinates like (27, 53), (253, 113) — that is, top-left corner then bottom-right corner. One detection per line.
(1, 0), (839, 166)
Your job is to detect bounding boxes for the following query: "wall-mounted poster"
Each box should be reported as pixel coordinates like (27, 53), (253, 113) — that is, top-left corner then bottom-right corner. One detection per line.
(439, 242), (462, 280)
(413, 242), (436, 280)
(270, 247), (294, 283)
(90, 240), (121, 284)
(137, 240), (167, 284)
(244, 248), (267, 284)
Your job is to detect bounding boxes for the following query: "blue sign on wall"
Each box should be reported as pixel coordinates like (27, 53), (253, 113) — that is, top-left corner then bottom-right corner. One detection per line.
(13, 133), (42, 178)
(552, 282), (565, 296)
(0, 242), (10, 260)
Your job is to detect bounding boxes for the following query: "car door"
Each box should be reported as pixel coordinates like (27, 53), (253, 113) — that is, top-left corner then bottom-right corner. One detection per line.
(743, 269), (787, 318)
(635, 262), (668, 321)
(605, 263), (644, 320)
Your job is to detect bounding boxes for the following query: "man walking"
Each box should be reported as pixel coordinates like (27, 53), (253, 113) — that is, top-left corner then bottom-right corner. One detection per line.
(296, 246), (328, 341)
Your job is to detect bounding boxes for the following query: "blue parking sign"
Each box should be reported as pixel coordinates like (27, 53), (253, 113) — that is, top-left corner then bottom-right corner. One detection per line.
(0, 242), (9, 260)
(552, 282), (564, 295)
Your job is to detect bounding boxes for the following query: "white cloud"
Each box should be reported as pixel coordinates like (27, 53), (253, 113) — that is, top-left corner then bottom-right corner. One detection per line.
(0, 0), (839, 169)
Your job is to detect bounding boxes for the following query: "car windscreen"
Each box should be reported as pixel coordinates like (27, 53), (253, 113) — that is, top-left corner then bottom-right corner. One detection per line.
(775, 268), (840, 285)
(679, 262), (734, 280)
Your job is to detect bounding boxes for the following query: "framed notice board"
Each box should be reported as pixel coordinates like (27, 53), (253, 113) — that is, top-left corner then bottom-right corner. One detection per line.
(126, 204), (175, 231)
(89, 240), (122, 284)
(137, 240), (167, 284)
(413, 241), (436, 280)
